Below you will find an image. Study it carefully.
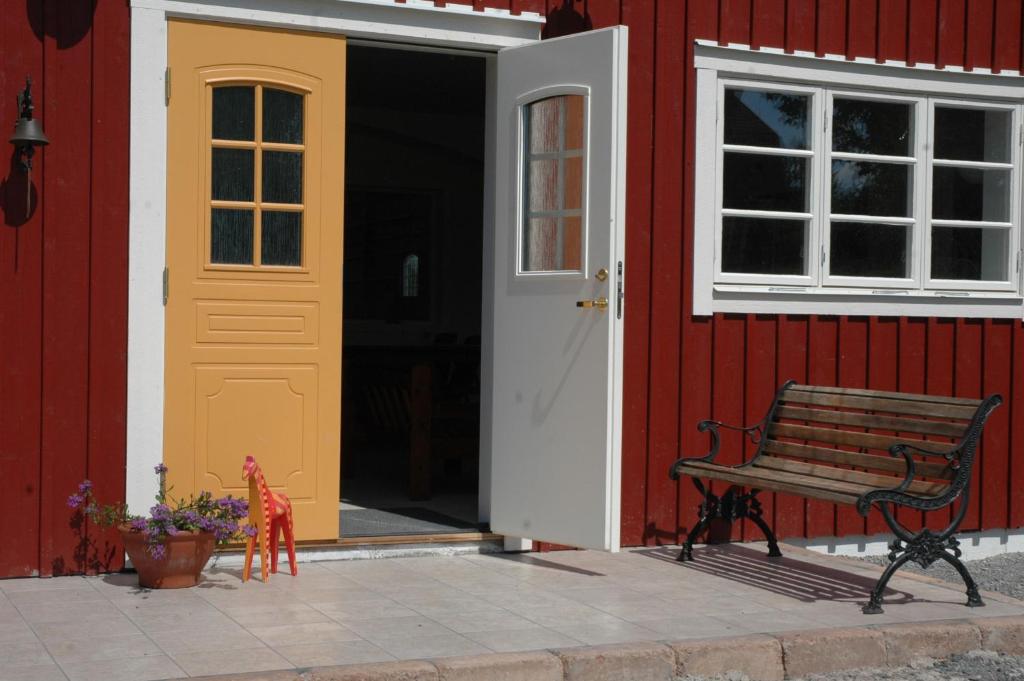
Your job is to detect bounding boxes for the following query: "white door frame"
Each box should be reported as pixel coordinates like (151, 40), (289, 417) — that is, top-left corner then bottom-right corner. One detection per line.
(126, 0), (543, 517)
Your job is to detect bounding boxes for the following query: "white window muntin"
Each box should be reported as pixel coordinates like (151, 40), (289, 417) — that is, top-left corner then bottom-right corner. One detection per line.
(714, 79), (822, 288)
(822, 89), (926, 289)
(924, 97), (1020, 293)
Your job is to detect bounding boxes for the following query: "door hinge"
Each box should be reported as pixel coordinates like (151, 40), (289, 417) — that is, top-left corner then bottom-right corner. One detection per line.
(162, 267), (169, 306)
(164, 67), (171, 105)
(616, 260), (624, 320)
(821, 246), (827, 267)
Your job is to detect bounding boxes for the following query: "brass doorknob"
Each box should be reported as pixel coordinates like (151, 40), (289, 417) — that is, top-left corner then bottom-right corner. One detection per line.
(576, 297), (609, 310)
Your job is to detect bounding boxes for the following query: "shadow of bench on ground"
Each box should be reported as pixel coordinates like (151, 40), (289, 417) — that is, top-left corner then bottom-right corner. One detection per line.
(638, 544), (916, 607)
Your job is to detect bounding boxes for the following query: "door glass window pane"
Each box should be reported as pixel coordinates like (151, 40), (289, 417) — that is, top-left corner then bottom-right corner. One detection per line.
(211, 208), (254, 264)
(211, 148), (254, 201)
(263, 88), (303, 144)
(261, 211), (302, 266)
(832, 98), (912, 156)
(722, 217), (806, 275)
(262, 151), (303, 204)
(830, 222), (909, 278)
(935, 107), (1012, 163)
(723, 153), (808, 212)
(212, 86), (255, 141)
(522, 94), (585, 273)
(724, 89), (809, 149)
(931, 226), (1009, 281)
(932, 167), (1009, 222)
(831, 161), (912, 217)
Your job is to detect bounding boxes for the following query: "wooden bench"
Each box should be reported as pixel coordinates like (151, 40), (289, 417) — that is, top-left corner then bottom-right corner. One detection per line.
(669, 381), (1002, 614)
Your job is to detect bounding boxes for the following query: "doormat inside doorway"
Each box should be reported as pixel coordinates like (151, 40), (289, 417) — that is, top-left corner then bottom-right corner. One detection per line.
(340, 507), (480, 537)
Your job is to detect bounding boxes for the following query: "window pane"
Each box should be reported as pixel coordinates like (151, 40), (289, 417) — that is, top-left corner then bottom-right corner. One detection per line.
(261, 211), (302, 266)
(934, 107), (1011, 162)
(724, 89), (809, 150)
(212, 86), (255, 141)
(723, 153), (808, 212)
(528, 97), (561, 153)
(832, 98), (912, 156)
(262, 88), (303, 144)
(528, 159), (559, 212)
(565, 95), (584, 151)
(523, 217), (558, 271)
(262, 151), (303, 204)
(830, 222), (909, 278)
(831, 161), (911, 217)
(722, 217), (806, 275)
(563, 216), (582, 271)
(932, 167), (1009, 222)
(564, 156), (583, 211)
(211, 208), (254, 264)
(211, 148), (254, 202)
(932, 226), (1009, 281)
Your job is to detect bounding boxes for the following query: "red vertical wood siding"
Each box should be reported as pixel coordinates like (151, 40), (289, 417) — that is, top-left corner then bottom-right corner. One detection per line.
(543, 0), (1024, 546)
(0, 0), (128, 577)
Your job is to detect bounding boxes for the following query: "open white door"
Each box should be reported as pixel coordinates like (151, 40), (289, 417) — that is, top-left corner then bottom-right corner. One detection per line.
(489, 27), (627, 551)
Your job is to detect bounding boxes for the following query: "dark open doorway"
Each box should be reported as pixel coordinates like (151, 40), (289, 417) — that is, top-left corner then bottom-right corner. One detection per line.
(341, 45), (486, 538)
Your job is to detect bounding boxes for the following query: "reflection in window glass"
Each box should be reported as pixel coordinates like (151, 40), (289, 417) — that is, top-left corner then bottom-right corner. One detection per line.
(830, 222), (908, 278)
(832, 98), (911, 156)
(262, 151), (303, 204)
(262, 211), (302, 266)
(212, 86), (255, 141)
(521, 94), (586, 273)
(932, 226), (1008, 281)
(934, 107), (1011, 162)
(723, 153), (808, 212)
(263, 88), (303, 144)
(932, 167), (1009, 223)
(211, 209), (254, 264)
(211, 148), (255, 202)
(402, 254), (419, 298)
(721, 217), (806, 275)
(831, 161), (912, 217)
(724, 89), (808, 150)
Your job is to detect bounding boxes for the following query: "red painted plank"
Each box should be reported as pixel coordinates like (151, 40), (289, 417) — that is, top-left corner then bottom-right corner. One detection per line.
(645, 0), (687, 546)
(868, 315), (901, 532)
(991, 0), (1022, 72)
(0, 1), (44, 578)
(964, 0), (995, 70)
(719, 0), (752, 45)
(619, 0), (656, 547)
(39, 0), (94, 576)
(585, 0), (620, 28)
(711, 314), (747, 542)
(925, 318), (955, 531)
(775, 315), (809, 539)
(894, 317), (926, 534)
(907, 0), (938, 65)
(846, 0), (878, 59)
(816, 0), (847, 56)
(751, 0), (786, 49)
(836, 317), (868, 538)
(877, 0), (909, 62)
(936, 0), (966, 68)
(786, 0), (817, 52)
(980, 321), (1011, 531)
(86, 0), (130, 573)
(806, 317), (839, 539)
(677, 0), (719, 548)
(544, 0), (592, 37)
(954, 319), (983, 532)
(1011, 323), (1024, 528)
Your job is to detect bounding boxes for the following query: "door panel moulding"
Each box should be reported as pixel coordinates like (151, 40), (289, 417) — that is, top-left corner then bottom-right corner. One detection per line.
(130, 0), (544, 50)
(127, 2), (531, 521)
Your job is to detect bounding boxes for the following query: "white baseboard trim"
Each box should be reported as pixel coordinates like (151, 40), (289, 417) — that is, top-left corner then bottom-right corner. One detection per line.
(789, 528), (1024, 561)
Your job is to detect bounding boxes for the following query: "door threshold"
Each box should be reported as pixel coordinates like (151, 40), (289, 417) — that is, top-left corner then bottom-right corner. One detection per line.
(212, 533), (504, 566)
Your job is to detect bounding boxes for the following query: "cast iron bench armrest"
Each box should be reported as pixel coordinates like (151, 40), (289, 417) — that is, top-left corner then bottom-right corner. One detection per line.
(668, 420), (764, 479)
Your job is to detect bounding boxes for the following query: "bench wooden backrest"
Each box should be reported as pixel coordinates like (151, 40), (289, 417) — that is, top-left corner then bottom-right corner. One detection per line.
(761, 384), (983, 487)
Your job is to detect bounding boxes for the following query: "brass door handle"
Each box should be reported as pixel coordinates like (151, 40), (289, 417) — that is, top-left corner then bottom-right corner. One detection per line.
(576, 297), (609, 310)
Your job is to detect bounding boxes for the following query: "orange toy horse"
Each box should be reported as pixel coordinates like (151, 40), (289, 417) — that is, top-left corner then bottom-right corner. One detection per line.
(242, 456), (298, 582)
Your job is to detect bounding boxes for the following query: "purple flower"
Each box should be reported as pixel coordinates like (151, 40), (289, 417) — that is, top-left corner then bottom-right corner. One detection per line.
(148, 543), (167, 560)
(153, 463), (168, 474)
(242, 525), (258, 538)
(78, 480), (93, 494)
(150, 504), (172, 521)
(129, 518), (148, 532)
(67, 494), (84, 509)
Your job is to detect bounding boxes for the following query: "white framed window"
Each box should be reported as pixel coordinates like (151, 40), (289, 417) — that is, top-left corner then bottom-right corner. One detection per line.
(693, 43), (1024, 318)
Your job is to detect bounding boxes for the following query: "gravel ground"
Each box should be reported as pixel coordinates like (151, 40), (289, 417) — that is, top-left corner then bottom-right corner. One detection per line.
(677, 551), (1024, 681)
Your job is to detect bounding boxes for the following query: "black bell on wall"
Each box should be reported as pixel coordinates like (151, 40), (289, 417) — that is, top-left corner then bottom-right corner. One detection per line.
(9, 76), (48, 213)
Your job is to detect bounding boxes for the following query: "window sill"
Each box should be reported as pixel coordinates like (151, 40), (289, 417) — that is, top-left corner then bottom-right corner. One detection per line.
(699, 285), (1024, 319)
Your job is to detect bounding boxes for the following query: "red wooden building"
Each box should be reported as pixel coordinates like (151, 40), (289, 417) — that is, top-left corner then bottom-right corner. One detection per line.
(2, 0), (1022, 578)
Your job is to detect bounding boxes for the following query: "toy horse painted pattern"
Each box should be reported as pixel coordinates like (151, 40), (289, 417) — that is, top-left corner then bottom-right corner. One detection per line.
(242, 455), (298, 582)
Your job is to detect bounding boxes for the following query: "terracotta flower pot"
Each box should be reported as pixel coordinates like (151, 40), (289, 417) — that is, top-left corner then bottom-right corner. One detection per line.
(119, 526), (215, 588)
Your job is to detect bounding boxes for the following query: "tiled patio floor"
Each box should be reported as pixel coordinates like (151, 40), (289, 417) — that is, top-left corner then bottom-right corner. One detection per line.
(3, 543), (1023, 681)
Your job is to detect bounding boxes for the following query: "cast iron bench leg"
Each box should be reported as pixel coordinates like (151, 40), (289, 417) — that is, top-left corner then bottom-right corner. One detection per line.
(678, 480), (782, 561)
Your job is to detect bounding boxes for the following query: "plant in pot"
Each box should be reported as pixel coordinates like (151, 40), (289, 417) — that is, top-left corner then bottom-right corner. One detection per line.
(68, 464), (256, 588)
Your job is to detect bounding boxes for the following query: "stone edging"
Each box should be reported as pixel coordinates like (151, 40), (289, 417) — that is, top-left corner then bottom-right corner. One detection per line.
(184, 615), (1024, 681)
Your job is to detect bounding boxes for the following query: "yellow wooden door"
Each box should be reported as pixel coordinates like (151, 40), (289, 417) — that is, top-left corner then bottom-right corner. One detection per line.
(165, 20), (344, 541)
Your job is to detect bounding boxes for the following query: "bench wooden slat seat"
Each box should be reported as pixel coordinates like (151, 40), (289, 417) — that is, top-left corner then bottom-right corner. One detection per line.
(668, 380), (1003, 614)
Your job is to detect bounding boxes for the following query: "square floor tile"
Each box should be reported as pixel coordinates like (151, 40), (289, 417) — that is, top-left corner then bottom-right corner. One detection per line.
(463, 626), (585, 653)
(59, 654), (185, 681)
(275, 640), (395, 667)
(168, 646), (292, 677)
